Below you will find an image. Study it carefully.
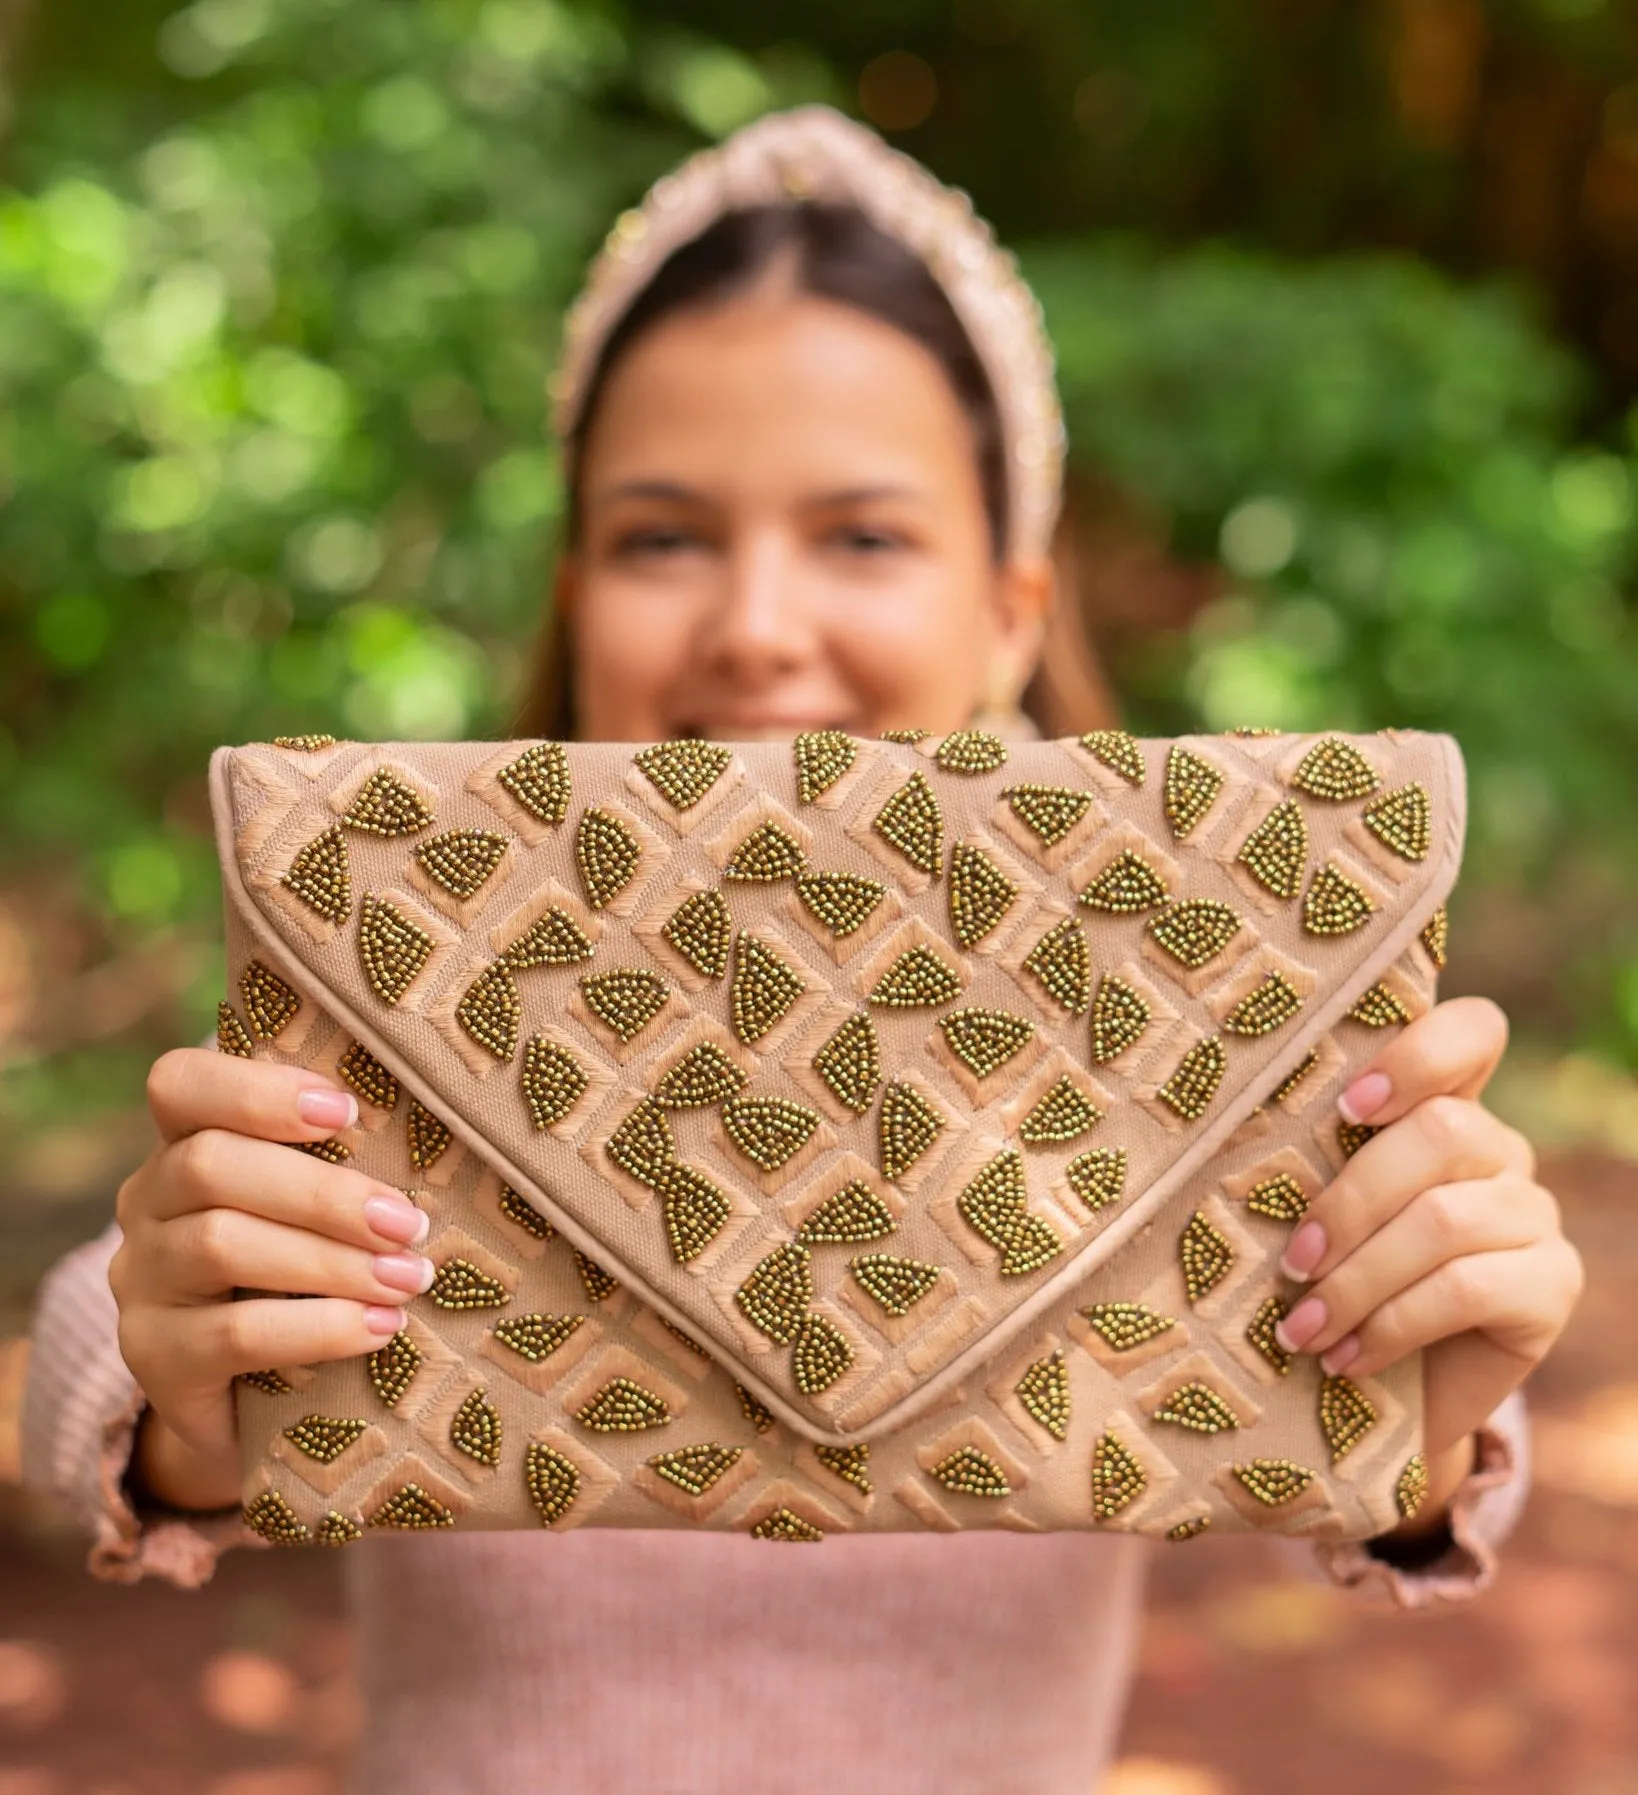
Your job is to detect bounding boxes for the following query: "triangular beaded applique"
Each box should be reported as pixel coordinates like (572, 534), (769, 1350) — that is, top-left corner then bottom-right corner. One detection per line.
(359, 897), (434, 1005)
(938, 1007), (1034, 1080)
(793, 730), (857, 803)
(240, 961), (301, 1039)
(1090, 1431), (1146, 1518)
(1180, 1211), (1233, 1302)
(1022, 917), (1090, 1014)
(649, 1444), (742, 1496)
(1079, 729), (1145, 784)
(575, 807), (641, 909)
(501, 906), (594, 970)
(1362, 783), (1431, 862)
(1303, 863), (1376, 936)
(934, 729), (1008, 774)
(792, 1312), (853, 1394)
(283, 1415), (367, 1463)
(343, 767), (434, 837)
(873, 770), (943, 875)
(721, 1094), (820, 1172)
(729, 933), (805, 1044)
(1082, 1302), (1175, 1352)
(522, 1037), (590, 1130)
(1078, 849), (1169, 914)
(1290, 737), (1379, 802)
(1222, 971), (1304, 1038)
(928, 1446), (1010, 1497)
(1163, 746), (1223, 839)
(653, 1041), (747, 1109)
(796, 1179), (897, 1244)
(1236, 798), (1308, 900)
(494, 1313), (585, 1363)
(580, 968), (671, 1042)
(450, 1388), (503, 1467)
(634, 739), (732, 811)
(525, 1442), (581, 1524)
(1002, 783), (1093, 848)
(948, 842), (1018, 948)
(575, 1377), (670, 1432)
(456, 962), (521, 1061)
(282, 824), (351, 922)
(1153, 1382), (1242, 1434)
(878, 1080), (944, 1179)
(849, 1252), (942, 1317)
(1014, 1349), (1071, 1441)
(415, 828), (509, 901)
(793, 871), (886, 938)
(662, 888), (732, 978)
(869, 945), (963, 1008)
(724, 821), (807, 882)
(1089, 975), (1150, 1063)
(811, 1013), (882, 1114)
(496, 742), (571, 825)
(1065, 1146), (1127, 1211)
(1319, 1374), (1377, 1461)
(1018, 1075), (1103, 1145)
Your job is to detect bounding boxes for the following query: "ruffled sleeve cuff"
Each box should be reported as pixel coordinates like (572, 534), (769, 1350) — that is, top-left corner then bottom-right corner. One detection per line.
(21, 1223), (258, 1590)
(1307, 1387), (1532, 1610)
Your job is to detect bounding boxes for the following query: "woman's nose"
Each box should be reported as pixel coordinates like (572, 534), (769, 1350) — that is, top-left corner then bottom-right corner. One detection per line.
(697, 528), (817, 678)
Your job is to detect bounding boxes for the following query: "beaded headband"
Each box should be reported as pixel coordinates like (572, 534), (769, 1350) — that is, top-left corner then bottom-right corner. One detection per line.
(548, 104), (1067, 562)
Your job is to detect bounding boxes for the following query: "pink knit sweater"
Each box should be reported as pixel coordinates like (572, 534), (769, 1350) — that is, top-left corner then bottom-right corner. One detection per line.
(23, 1225), (1530, 1794)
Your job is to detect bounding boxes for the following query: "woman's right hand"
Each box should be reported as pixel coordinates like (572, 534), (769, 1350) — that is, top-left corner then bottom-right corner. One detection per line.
(110, 1049), (434, 1512)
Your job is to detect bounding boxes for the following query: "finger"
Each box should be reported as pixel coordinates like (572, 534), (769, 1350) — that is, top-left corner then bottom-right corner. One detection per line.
(123, 1294), (408, 1390)
(155, 1207), (435, 1305)
(1335, 996), (1512, 1130)
(1291, 1237), (1584, 1384)
(150, 1129), (428, 1249)
(147, 1047), (360, 1147)
(1280, 1094), (1538, 1283)
(1274, 1173), (1559, 1361)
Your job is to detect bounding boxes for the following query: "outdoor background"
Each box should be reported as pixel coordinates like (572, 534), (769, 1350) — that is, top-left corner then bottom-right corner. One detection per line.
(2, 1), (1637, 1791)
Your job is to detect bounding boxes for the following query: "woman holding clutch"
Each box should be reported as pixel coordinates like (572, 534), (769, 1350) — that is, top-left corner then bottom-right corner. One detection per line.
(25, 106), (1579, 1792)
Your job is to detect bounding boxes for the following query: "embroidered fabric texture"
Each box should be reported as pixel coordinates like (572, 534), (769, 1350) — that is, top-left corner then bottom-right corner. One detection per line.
(212, 728), (1465, 1545)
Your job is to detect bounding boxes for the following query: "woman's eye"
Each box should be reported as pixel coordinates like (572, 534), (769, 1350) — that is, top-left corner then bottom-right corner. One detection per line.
(612, 526), (701, 557)
(828, 524), (906, 554)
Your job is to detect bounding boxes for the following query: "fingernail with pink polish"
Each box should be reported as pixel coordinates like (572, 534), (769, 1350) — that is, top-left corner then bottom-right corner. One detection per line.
(1320, 1334), (1361, 1375)
(1274, 1296), (1326, 1354)
(1338, 1071), (1391, 1126)
(364, 1305), (407, 1335)
(372, 1253), (435, 1296)
(364, 1194), (429, 1247)
(298, 1087), (358, 1131)
(1279, 1221), (1326, 1283)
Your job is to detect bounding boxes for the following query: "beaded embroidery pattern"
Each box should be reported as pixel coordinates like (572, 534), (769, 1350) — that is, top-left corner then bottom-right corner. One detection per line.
(215, 728), (1461, 1544)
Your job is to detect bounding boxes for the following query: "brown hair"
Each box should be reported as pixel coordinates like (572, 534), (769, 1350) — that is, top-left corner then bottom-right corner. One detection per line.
(515, 201), (1114, 740)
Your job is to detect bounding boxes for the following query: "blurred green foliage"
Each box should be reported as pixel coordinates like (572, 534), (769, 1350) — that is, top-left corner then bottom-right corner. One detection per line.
(0, 0), (1635, 1142)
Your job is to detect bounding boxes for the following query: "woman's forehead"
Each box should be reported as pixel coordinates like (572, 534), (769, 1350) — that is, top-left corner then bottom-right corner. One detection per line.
(578, 290), (984, 503)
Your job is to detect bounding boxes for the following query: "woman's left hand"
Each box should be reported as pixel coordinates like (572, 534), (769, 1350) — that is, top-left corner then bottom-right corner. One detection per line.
(1272, 996), (1584, 1530)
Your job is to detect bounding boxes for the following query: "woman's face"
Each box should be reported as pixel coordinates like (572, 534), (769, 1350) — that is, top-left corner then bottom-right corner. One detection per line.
(560, 281), (1051, 743)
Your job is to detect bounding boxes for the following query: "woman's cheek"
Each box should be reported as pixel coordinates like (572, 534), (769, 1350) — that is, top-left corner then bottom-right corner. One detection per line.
(573, 582), (700, 736)
(829, 573), (990, 724)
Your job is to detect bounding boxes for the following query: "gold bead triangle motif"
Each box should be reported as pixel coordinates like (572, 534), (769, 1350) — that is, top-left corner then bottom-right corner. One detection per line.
(1002, 783), (1093, 848)
(415, 828), (508, 901)
(1236, 798), (1308, 899)
(1163, 745), (1223, 839)
(522, 1037), (589, 1129)
(342, 767), (434, 836)
(934, 729), (1008, 774)
(724, 820), (807, 881)
(634, 738), (732, 811)
(793, 730), (857, 803)
(1022, 916), (1090, 1013)
(281, 824), (351, 923)
(1290, 737), (1379, 802)
(496, 742), (571, 825)
(872, 770), (943, 875)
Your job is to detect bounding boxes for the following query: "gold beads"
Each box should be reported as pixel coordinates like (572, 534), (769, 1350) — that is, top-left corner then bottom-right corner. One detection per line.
(244, 1490), (310, 1545)
(948, 842), (1018, 947)
(730, 931), (805, 1044)
(724, 820), (806, 881)
(634, 738), (732, 811)
(1232, 1459), (1315, 1507)
(337, 1041), (398, 1110)
(1163, 745), (1222, 839)
(368, 1484), (456, 1530)
(1065, 1146), (1127, 1212)
(1319, 1374), (1377, 1461)
(1015, 1349), (1071, 1441)
(283, 1415), (367, 1464)
(406, 1098), (452, 1169)
(575, 806), (641, 909)
(1149, 899), (1242, 971)
(928, 1445), (1010, 1497)
(937, 1007), (1034, 1080)
(415, 828), (508, 901)
(501, 906), (594, 970)
(648, 1443), (742, 1496)
(1003, 783), (1092, 848)
(812, 1012), (882, 1113)
(359, 896), (434, 1005)
(653, 1041), (746, 1109)
(792, 1312), (854, 1394)
(216, 1003), (254, 1059)
(750, 1506), (824, 1541)
(1246, 1294), (1293, 1375)
(934, 729), (1008, 773)
(496, 742), (571, 825)
(525, 1440), (581, 1524)
(575, 1376), (670, 1433)
(367, 1331), (421, 1407)
(662, 888), (732, 978)
(1019, 1075), (1103, 1146)
(814, 1443), (872, 1493)
(522, 1037), (590, 1130)
(1395, 1452), (1429, 1521)
(879, 1079), (944, 1179)
(794, 871), (885, 938)
(1079, 729), (1145, 785)
(869, 945), (962, 1008)
(343, 767), (434, 837)
(657, 1162), (731, 1263)
(849, 1252), (942, 1317)
(1078, 849), (1169, 914)
(1081, 1302), (1174, 1352)
(735, 1243), (813, 1344)
(797, 1179), (897, 1245)
(281, 824), (351, 923)
(1153, 1381), (1241, 1434)
(1222, 971), (1304, 1037)
(1349, 982), (1411, 1027)
(1091, 1430), (1146, 1520)
(494, 1313), (584, 1364)
(1090, 974), (1150, 1063)
(793, 730), (857, 803)
(580, 967), (670, 1042)
(1236, 798), (1308, 899)
(450, 1388), (503, 1467)
(873, 770), (943, 875)
(456, 962), (521, 1061)
(1022, 917), (1090, 1014)
(721, 1094), (820, 1173)
(1246, 1173), (1307, 1222)
(1157, 1036), (1228, 1122)
(240, 961), (301, 1040)
(1303, 863), (1376, 936)
(1290, 737), (1379, 802)
(1362, 781), (1431, 862)
(429, 1257), (509, 1311)
(1180, 1211), (1234, 1303)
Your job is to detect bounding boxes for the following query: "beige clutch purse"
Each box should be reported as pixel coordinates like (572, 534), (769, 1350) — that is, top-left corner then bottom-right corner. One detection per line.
(211, 726), (1462, 1548)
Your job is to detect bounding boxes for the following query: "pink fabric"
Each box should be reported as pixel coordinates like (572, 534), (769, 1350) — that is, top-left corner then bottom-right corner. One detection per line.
(24, 1223), (1531, 1794)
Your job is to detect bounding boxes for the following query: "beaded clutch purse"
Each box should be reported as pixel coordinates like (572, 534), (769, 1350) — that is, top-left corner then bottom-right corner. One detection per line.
(212, 726), (1463, 1548)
